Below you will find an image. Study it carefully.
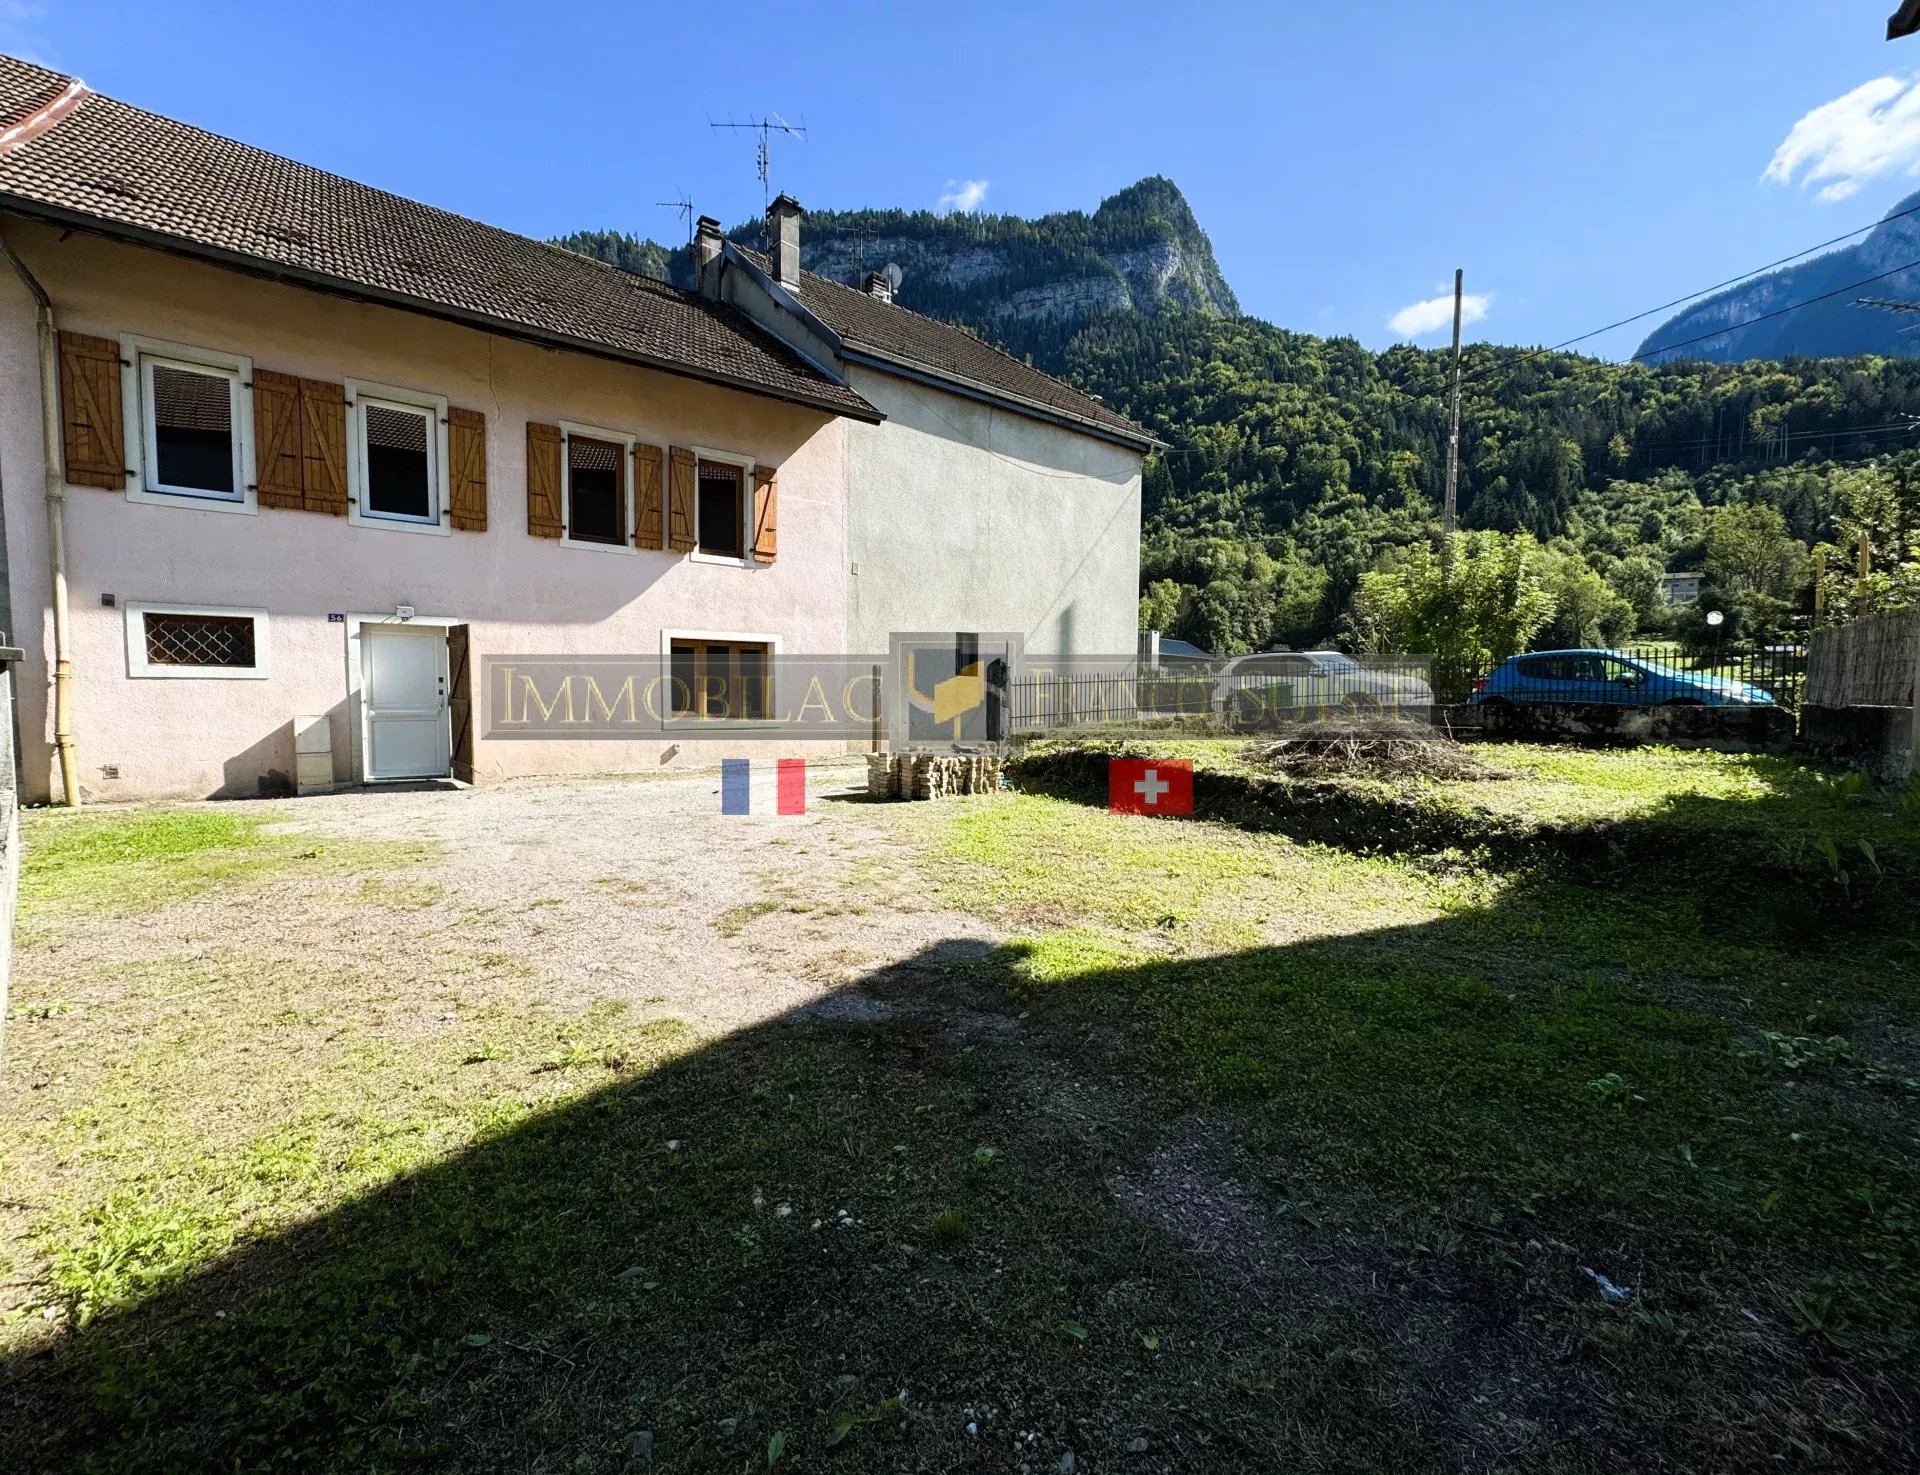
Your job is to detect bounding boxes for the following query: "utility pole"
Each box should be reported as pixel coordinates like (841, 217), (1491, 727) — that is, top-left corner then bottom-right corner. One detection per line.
(1443, 268), (1464, 558)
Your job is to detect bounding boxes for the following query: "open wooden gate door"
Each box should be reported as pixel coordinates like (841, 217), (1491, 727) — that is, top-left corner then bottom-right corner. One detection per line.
(447, 623), (475, 785)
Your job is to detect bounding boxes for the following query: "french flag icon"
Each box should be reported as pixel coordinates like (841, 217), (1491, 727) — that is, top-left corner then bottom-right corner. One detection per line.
(720, 758), (807, 816)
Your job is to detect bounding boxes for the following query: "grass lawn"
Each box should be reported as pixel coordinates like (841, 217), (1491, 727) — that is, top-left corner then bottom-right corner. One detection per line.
(2, 749), (1917, 1472)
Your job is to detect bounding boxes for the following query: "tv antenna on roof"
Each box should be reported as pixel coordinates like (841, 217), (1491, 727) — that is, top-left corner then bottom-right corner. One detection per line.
(849, 221), (878, 277)
(709, 113), (806, 227)
(1854, 296), (1920, 333)
(655, 191), (695, 249)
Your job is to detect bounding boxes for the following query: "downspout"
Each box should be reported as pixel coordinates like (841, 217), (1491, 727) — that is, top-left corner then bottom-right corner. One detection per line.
(0, 229), (80, 806)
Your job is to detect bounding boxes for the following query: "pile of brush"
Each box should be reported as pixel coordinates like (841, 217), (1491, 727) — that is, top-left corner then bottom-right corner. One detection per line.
(1247, 717), (1506, 782)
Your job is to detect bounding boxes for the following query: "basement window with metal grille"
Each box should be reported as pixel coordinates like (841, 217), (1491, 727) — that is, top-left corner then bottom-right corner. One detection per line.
(127, 604), (269, 680)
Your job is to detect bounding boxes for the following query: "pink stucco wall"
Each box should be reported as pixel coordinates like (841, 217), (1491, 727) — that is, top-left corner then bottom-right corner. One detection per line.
(0, 219), (853, 802)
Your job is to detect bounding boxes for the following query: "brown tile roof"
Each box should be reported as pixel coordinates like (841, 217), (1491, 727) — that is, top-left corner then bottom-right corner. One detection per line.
(740, 246), (1154, 448)
(0, 56), (879, 421)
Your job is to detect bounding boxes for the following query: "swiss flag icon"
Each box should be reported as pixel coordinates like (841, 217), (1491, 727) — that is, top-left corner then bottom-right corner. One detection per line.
(1109, 758), (1195, 816)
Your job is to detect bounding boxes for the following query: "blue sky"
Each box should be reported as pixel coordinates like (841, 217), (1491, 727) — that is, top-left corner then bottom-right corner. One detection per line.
(8, 1), (1920, 358)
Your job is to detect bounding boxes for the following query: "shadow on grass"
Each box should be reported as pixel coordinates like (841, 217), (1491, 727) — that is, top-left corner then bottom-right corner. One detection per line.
(5, 823), (1918, 1472)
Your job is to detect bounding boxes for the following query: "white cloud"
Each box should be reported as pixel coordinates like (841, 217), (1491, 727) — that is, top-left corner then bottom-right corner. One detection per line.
(937, 178), (989, 213)
(1387, 290), (1490, 340)
(1764, 74), (1920, 201)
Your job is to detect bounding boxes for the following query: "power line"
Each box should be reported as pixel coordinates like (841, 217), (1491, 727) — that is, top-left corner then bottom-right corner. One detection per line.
(1627, 252), (1920, 363)
(1510, 196), (1920, 361)
(1447, 206), (1920, 390)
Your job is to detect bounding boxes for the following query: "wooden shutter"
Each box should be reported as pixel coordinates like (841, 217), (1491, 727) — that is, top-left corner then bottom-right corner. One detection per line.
(447, 623), (475, 784)
(448, 407), (488, 532)
(667, 445), (697, 552)
(751, 465), (778, 564)
(632, 443), (664, 550)
(526, 422), (563, 538)
(252, 369), (306, 509)
(299, 378), (348, 515)
(57, 331), (125, 489)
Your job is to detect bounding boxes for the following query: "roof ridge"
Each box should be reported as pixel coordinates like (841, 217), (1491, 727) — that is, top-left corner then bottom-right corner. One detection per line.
(731, 241), (1143, 436)
(804, 265), (1073, 383)
(791, 263), (1148, 439)
(39, 66), (716, 312)
(0, 52), (878, 420)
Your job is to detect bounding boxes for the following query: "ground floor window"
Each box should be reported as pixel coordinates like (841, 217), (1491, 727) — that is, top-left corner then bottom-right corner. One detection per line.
(696, 459), (746, 557)
(126, 603), (269, 679)
(349, 382), (446, 529)
(568, 433), (627, 546)
(669, 638), (770, 720)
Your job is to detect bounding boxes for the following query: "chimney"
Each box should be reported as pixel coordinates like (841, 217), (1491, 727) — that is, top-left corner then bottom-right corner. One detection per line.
(863, 269), (893, 304)
(692, 215), (724, 297)
(767, 193), (803, 290)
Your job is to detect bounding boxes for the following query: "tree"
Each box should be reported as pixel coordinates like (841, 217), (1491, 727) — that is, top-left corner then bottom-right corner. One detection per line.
(1822, 457), (1920, 619)
(1605, 552), (1668, 631)
(1702, 503), (1807, 600)
(1138, 579), (1184, 633)
(1346, 531), (1557, 701)
(1536, 547), (1635, 648)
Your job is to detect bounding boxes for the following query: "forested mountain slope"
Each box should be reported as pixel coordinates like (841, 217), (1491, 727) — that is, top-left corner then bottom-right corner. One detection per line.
(1068, 310), (1920, 648)
(1636, 188), (1920, 364)
(562, 183), (1920, 653)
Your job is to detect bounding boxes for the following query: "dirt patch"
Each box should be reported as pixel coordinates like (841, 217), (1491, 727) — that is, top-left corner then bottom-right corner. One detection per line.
(1110, 1141), (1266, 1257)
(15, 761), (998, 1042)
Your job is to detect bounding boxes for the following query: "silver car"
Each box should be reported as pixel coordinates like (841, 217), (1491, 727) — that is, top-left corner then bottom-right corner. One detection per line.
(1212, 650), (1434, 723)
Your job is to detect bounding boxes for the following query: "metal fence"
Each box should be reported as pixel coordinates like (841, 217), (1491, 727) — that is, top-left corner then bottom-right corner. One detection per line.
(1007, 672), (1140, 730)
(1007, 656), (1435, 733)
(1467, 643), (1806, 712)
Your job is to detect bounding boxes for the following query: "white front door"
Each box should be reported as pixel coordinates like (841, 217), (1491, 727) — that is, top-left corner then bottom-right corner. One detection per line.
(362, 625), (450, 780)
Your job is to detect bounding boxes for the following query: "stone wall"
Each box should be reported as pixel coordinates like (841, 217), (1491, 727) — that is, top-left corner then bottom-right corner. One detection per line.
(1800, 704), (1917, 782)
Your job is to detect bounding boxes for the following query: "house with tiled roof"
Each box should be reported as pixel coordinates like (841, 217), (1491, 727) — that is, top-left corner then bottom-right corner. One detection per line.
(0, 54), (1148, 801)
(702, 201), (1153, 662)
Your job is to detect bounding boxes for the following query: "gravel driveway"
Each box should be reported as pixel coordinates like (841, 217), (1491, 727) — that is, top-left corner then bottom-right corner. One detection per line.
(172, 759), (998, 1038)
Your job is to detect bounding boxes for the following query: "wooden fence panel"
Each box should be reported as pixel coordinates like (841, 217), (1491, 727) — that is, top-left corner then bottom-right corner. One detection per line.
(1806, 610), (1919, 708)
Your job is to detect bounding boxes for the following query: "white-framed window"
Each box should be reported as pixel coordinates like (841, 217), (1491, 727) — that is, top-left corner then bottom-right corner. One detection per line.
(691, 445), (755, 564)
(560, 421), (636, 553)
(120, 336), (255, 513)
(660, 627), (781, 724)
(125, 601), (270, 680)
(347, 380), (450, 535)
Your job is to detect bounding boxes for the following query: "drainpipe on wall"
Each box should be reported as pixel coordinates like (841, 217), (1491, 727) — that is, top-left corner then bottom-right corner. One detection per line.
(0, 229), (81, 806)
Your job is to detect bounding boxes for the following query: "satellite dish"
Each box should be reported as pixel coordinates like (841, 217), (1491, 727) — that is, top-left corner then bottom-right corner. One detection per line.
(884, 262), (904, 291)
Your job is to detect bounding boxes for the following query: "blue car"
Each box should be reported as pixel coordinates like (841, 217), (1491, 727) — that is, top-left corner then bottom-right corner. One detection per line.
(1470, 649), (1777, 708)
